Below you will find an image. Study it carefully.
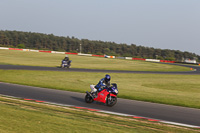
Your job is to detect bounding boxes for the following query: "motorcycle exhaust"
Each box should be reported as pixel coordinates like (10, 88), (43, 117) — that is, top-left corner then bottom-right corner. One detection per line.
(86, 91), (94, 99)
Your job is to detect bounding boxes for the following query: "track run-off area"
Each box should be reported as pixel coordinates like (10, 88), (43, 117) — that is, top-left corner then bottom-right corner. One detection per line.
(0, 64), (200, 128)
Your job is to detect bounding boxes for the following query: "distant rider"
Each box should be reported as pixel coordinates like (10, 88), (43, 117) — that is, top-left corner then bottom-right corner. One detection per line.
(62, 55), (70, 64)
(63, 55), (69, 62)
(90, 74), (111, 96)
(61, 55), (71, 68)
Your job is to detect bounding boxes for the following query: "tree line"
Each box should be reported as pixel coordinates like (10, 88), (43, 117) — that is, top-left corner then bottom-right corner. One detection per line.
(0, 30), (199, 61)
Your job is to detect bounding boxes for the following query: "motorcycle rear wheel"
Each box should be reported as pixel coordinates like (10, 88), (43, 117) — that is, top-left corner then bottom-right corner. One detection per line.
(85, 94), (93, 103)
(106, 96), (117, 107)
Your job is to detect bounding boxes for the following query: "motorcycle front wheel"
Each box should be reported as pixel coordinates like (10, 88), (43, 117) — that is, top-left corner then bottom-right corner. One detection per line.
(85, 93), (93, 103)
(106, 96), (117, 107)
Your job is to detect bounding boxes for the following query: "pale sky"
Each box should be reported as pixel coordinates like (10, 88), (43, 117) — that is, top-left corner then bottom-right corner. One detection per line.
(0, 0), (200, 55)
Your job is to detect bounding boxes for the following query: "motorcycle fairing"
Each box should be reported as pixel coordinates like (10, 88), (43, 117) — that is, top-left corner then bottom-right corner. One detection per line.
(93, 89), (109, 103)
(93, 89), (117, 103)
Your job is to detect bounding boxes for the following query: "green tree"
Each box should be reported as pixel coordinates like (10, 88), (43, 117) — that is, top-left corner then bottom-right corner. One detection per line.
(17, 44), (25, 48)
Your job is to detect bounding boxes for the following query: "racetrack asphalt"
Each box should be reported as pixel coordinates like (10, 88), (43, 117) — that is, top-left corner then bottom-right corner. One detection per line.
(0, 64), (200, 74)
(0, 82), (200, 127)
(0, 64), (200, 127)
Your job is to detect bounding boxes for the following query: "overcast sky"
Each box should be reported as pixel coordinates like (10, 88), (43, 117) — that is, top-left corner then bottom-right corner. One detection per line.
(0, 0), (200, 55)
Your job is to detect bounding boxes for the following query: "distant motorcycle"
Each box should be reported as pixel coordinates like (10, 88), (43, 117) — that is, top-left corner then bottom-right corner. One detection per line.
(85, 83), (118, 107)
(61, 60), (72, 68)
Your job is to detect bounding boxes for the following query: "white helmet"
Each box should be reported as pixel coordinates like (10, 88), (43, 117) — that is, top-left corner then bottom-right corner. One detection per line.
(65, 55), (68, 57)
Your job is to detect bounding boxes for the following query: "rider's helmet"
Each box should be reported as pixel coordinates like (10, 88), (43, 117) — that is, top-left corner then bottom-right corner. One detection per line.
(64, 55), (69, 61)
(104, 74), (111, 84)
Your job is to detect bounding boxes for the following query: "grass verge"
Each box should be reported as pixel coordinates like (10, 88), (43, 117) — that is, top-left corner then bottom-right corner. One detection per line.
(0, 70), (200, 109)
(0, 96), (199, 133)
(0, 49), (191, 71)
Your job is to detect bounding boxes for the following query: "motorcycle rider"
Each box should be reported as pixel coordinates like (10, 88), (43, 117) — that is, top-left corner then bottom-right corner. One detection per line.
(90, 74), (111, 97)
(63, 55), (69, 62)
(61, 55), (71, 68)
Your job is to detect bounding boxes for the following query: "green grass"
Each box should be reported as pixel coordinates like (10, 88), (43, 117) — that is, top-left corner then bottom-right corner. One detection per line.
(0, 49), (200, 132)
(0, 49), (191, 71)
(0, 96), (198, 133)
(1, 70), (200, 109)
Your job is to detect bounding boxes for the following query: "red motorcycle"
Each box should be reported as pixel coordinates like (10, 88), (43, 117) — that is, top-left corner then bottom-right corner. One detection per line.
(85, 83), (118, 107)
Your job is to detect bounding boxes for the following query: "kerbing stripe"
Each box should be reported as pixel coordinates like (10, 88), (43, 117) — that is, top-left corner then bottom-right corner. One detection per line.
(1, 94), (200, 128)
(160, 121), (200, 128)
(74, 106), (100, 111)
(23, 98), (45, 103)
